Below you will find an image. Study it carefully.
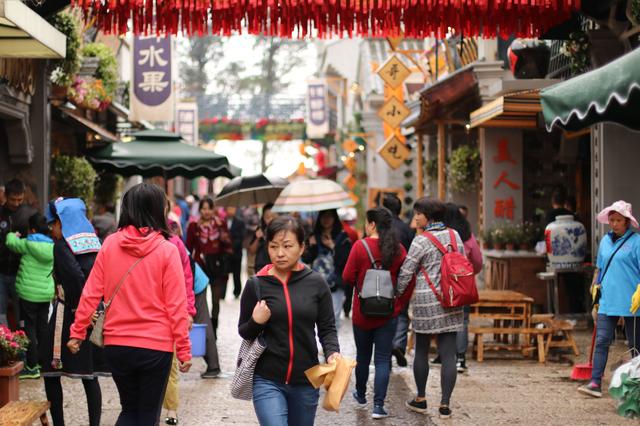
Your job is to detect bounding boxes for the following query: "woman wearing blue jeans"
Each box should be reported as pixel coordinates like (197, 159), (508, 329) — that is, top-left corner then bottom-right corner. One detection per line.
(342, 208), (407, 419)
(238, 216), (340, 425)
(579, 200), (640, 398)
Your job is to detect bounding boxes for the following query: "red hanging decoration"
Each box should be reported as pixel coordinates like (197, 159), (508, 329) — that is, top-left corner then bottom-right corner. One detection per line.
(71, 0), (580, 38)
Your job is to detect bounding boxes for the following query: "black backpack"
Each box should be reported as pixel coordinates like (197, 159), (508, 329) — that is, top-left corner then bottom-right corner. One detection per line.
(356, 240), (395, 318)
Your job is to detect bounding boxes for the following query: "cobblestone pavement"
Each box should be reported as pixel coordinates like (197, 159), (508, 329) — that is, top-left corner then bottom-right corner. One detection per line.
(20, 288), (635, 426)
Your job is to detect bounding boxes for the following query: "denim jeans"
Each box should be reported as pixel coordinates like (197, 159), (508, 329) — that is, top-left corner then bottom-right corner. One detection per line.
(353, 317), (398, 407)
(592, 314), (640, 385)
(0, 273), (17, 326)
(331, 288), (346, 331)
(252, 375), (319, 426)
(456, 306), (471, 357)
(392, 306), (409, 352)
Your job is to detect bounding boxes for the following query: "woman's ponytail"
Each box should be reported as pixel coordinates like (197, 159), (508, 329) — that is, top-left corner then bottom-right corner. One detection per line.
(366, 207), (400, 269)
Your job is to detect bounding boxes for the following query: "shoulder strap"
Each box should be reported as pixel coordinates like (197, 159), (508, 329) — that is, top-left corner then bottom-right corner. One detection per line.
(104, 240), (164, 312)
(448, 229), (458, 252)
(420, 266), (444, 304)
(360, 239), (379, 269)
(599, 232), (635, 283)
(422, 231), (448, 255)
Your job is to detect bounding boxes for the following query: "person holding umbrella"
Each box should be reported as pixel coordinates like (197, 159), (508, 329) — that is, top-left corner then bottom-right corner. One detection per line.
(303, 209), (352, 330)
(247, 203), (278, 275)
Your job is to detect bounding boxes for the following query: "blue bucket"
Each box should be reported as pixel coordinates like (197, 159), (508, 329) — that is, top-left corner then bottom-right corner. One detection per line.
(189, 323), (207, 357)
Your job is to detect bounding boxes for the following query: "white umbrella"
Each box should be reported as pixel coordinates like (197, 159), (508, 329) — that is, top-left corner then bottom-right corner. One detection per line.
(272, 179), (355, 212)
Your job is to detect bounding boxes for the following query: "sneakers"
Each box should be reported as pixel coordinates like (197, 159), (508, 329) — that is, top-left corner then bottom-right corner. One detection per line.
(456, 358), (468, 374)
(392, 348), (408, 367)
(439, 405), (452, 419)
(19, 366), (40, 380)
(200, 369), (221, 379)
(372, 405), (389, 419)
(406, 398), (427, 414)
(578, 382), (602, 398)
(352, 390), (367, 407)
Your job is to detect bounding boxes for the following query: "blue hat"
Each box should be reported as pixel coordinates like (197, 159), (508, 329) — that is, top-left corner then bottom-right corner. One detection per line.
(46, 198), (101, 255)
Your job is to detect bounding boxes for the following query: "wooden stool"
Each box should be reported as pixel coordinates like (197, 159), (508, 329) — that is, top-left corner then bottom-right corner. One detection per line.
(470, 326), (550, 362)
(0, 401), (50, 425)
(545, 319), (580, 357)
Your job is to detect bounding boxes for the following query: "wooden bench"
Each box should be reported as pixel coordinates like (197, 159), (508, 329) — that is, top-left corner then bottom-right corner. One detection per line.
(0, 401), (50, 425)
(470, 327), (552, 363)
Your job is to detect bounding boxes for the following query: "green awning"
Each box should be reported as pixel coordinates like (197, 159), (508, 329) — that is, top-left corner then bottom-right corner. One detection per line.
(88, 129), (240, 179)
(541, 48), (640, 131)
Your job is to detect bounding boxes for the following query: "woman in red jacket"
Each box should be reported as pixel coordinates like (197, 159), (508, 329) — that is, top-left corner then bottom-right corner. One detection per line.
(186, 197), (232, 333)
(68, 183), (192, 426)
(342, 208), (407, 419)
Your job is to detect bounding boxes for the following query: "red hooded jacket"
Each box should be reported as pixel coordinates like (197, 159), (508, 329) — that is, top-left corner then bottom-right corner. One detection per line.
(70, 226), (191, 362)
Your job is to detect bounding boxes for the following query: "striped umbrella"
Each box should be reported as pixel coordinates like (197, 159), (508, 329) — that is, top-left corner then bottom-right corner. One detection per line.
(272, 179), (354, 213)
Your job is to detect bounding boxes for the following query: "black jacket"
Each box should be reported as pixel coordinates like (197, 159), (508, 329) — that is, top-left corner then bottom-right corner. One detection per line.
(393, 216), (415, 252)
(238, 267), (340, 385)
(0, 204), (37, 275)
(302, 231), (351, 292)
(228, 216), (246, 260)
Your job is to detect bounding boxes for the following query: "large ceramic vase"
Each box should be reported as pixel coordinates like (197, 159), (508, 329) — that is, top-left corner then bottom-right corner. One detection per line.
(0, 361), (23, 408)
(545, 215), (587, 269)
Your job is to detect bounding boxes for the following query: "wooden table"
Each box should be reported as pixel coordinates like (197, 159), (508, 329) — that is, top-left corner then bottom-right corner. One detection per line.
(469, 290), (549, 362)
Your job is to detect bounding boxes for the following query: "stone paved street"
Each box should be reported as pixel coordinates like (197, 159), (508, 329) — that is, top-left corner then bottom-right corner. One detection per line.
(20, 288), (635, 425)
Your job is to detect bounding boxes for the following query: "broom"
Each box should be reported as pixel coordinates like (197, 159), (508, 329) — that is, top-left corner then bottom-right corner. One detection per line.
(571, 326), (596, 380)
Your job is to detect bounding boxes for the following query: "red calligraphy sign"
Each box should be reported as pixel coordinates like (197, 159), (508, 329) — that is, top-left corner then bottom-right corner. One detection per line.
(494, 197), (516, 220)
(493, 171), (521, 190)
(493, 138), (517, 164)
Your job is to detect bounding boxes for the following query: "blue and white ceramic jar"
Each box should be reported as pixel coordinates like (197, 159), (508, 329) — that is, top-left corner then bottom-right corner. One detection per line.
(545, 215), (587, 269)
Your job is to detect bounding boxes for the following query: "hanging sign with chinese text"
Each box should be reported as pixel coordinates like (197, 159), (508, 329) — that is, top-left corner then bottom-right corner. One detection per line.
(175, 103), (198, 145)
(376, 55), (411, 89)
(306, 78), (329, 139)
(481, 129), (523, 227)
(378, 97), (410, 128)
(378, 135), (411, 170)
(129, 36), (174, 122)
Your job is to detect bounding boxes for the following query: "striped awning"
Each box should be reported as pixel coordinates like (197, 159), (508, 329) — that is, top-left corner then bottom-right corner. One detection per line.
(470, 92), (542, 129)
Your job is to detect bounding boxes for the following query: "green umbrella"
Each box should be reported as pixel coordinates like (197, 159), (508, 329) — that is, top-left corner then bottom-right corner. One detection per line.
(541, 48), (640, 131)
(87, 129), (240, 179)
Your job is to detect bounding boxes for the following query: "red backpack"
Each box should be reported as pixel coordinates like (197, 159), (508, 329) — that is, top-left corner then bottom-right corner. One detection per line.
(420, 229), (478, 308)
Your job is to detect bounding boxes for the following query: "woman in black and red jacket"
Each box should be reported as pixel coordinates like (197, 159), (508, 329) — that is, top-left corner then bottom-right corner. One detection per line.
(342, 207), (408, 419)
(238, 215), (340, 426)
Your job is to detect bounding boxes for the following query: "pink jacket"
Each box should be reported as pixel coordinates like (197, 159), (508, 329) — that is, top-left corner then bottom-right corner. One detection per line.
(169, 235), (196, 317)
(70, 226), (191, 362)
(464, 234), (483, 275)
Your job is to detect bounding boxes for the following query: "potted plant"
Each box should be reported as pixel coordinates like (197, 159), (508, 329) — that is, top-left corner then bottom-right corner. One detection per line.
(481, 227), (493, 250)
(491, 227), (506, 251)
(561, 30), (591, 75)
(449, 145), (481, 193)
(81, 43), (118, 99)
(51, 155), (98, 206)
(502, 224), (518, 251)
(48, 12), (82, 95)
(0, 325), (29, 407)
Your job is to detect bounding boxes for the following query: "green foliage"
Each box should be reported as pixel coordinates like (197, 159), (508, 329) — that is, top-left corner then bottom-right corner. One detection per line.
(51, 156), (97, 204)
(94, 173), (122, 207)
(449, 144), (481, 193)
(82, 43), (118, 97)
(403, 169), (413, 178)
(561, 30), (591, 75)
(425, 159), (439, 179)
(48, 12), (82, 86)
(403, 182), (413, 192)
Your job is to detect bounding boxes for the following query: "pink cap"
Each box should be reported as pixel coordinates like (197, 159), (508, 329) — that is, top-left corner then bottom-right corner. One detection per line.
(597, 200), (639, 228)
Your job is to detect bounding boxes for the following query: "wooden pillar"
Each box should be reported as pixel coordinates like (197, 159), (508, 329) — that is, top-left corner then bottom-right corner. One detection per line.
(416, 133), (424, 198)
(437, 122), (446, 200)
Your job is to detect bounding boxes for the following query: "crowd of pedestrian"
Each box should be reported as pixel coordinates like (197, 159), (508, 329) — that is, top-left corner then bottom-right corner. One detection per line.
(1, 176), (639, 425)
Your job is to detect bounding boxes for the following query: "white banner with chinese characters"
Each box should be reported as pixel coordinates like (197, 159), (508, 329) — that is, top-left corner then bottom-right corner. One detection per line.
(306, 78), (329, 139)
(129, 36), (174, 122)
(175, 102), (199, 146)
(481, 128), (523, 227)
